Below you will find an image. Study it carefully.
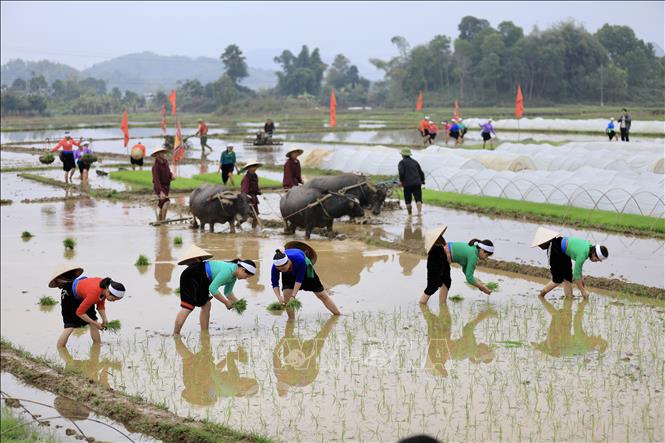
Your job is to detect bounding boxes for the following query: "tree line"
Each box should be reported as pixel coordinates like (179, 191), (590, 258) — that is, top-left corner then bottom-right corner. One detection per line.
(2, 16), (663, 116)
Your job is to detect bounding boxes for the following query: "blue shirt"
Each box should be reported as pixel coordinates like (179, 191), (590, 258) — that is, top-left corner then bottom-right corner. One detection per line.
(271, 249), (312, 288)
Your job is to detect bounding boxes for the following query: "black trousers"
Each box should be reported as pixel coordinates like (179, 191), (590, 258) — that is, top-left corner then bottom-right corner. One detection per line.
(620, 128), (629, 142)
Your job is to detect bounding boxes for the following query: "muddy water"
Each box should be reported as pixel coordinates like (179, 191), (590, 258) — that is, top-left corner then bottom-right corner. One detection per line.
(0, 127), (226, 144)
(338, 205), (665, 289)
(1, 372), (156, 442)
(1, 199), (663, 442)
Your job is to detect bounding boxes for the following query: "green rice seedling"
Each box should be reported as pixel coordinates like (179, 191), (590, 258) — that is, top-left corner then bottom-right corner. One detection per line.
(174, 288), (180, 294)
(38, 295), (58, 306)
(267, 302), (285, 311)
(173, 236), (183, 246)
(105, 320), (121, 333)
(286, 298), (302, 310)
(487, 282), (499, 291)
(63, 238), (76, 250)
(21, 231), (33, 240)
(135, 254), (150, 266)
(231, 298), (247, 314)
(449, 295), (464, 302)
(38, 153), (55, 164)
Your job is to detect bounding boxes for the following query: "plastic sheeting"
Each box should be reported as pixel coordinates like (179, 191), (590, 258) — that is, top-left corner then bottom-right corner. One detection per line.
(301, 142), (664, 216)
(461, 117), (665, 134)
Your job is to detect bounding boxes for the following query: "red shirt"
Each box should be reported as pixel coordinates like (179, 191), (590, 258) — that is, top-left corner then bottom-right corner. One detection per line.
(198, 122), (208, 136)
(418, 120), (429, 132)
(282, 158), (303, 188)
(75, 277), (106, 316)
(52, 137), (81, 152)
(428, 123), (439, 134)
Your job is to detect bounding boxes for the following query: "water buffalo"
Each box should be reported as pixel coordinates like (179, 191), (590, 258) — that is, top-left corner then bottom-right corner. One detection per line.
(280, 186), (364, 239)
(189, 184), (254, 233)
(304, 173), (388, 215)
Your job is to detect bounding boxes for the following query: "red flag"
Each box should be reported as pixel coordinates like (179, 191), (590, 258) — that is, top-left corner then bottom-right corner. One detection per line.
(453, 99), (460, 121)
(515, 85), (524, 119)
(416, 91), (423, 112)
(172, 120), (185, 176)
(120, 110), (129, 147)
(168, 90), (177, 115)
(160, 104), (167, 134)
(330, 88), (337, 128)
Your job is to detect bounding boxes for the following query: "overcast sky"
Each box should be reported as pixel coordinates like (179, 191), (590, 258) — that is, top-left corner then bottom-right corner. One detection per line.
(2, 1), (664, 78)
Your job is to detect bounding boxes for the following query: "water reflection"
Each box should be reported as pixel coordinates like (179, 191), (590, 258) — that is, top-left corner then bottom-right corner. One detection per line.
(154, 226), (175, 295)
(273, 316), (339, 396)
(175, 332), (258, 406)
(420, 304), (496, 377)
(399, 219), (423, 276)
(236, 239), (264, 292)
(316, 247), (389, 288)
(531, 297), (608, 357)
(57, 343), (121, 388)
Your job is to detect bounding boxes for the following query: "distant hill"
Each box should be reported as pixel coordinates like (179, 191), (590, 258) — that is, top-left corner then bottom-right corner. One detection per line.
(1, 52), (277, 93)
(1, 59), (79, 86)
(82, 52), (276, 93)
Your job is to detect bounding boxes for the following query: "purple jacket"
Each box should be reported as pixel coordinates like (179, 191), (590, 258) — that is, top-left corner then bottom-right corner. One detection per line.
(480, 122), (495, 134)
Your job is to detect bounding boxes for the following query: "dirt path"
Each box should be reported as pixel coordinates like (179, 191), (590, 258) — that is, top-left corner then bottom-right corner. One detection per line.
(0, 341), (270, 443)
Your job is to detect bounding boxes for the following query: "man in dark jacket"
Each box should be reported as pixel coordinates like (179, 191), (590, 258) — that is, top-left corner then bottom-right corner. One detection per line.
(617, 108), (632, 142)
(398, 148), (425, 216)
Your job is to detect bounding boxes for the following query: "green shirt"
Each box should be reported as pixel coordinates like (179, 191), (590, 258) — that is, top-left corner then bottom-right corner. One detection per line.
(449, 242), (479, 284)
(220, 151), (236, 166)
(207, 261), (237, 296)
(563, 237), (592, 281)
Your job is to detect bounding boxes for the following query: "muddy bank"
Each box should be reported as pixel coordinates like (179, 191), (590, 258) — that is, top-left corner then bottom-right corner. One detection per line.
(0, 341), (269, 443)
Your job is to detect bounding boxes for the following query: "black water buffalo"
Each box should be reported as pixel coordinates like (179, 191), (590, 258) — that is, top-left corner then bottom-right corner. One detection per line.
(189, 184), (254, 233)
(304, 173), (388, 215)
(280, 186), (364, 239)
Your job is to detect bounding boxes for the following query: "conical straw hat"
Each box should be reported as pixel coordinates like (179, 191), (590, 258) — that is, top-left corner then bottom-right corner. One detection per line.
(424, 226), (448, 253)
(285, 148), (304, 158)
(48, 264), (83, 288)
(284, 241), (318, 264)
(150, 146), (168, 157)
(177, 244), (213, 265)
(241, 160), (263, 171)
(531, 227), (561, 247)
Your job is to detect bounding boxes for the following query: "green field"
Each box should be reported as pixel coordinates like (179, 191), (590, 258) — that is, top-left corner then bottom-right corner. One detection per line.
(109, 170), (280, 190)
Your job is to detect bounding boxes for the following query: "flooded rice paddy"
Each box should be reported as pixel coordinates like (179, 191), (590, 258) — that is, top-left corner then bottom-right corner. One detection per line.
(1, 195), (663, 442)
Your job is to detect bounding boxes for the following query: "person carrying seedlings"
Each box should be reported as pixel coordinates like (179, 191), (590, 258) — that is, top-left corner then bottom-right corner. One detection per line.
(195, 119), (213, 153)
(271, 246), (341, 319)
(219, 144), (237, 185)
(174, 245), (256, 335)
(48, 264), (126, 348)
(51, 131), (82, 184)
(240, 160), (262, 228)
(151, 145), (173, 222)
(449, 119), (461, 147)
(419, 226), (452, 305)
(531, 227), (609, 299)
(283, 148), (304, 189)
(480, 119), (497, 149)
(398, 148), (425, 216)
(426, 120), (439, 145)
(130, 141), (146, 171)
(617, 108), (631, 142)
(418, 116), (430, 143)
(74, 140), (94, 183)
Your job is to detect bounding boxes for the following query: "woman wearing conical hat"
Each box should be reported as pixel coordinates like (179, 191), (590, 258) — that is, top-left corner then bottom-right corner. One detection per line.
(420, 227), (496, 304)
(532, 227), (609, 298)
(174, 245), (257, 335)
(283, 148), (304, 189)
(49, 264), (126, 348)
(240, 160), (263, 228)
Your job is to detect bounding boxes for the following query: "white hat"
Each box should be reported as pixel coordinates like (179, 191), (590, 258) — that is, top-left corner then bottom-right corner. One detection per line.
(226, 144), (234, 148)
(285, 148), (304, 158)
(82, 140), (90, 146)
(48, 264), (83, 288)
(177, 244), (213, 266)
(150, 146), (168, 157)
(424, 226), (448, 253)
(241, 160), (263, 171)
(531, 227), (561, 247)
